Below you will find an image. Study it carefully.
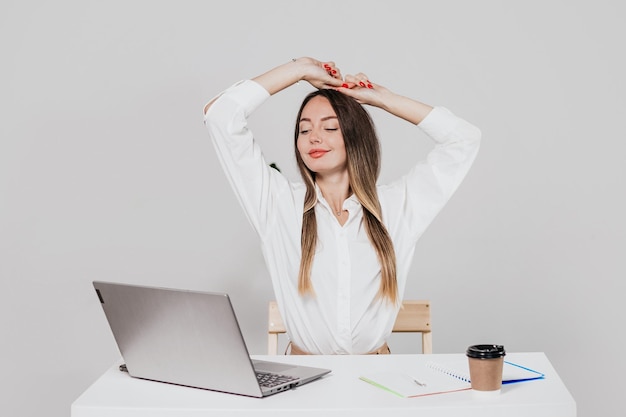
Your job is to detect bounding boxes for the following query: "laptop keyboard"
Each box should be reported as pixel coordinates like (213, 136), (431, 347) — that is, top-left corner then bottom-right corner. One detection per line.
(256, 371), (299, 388)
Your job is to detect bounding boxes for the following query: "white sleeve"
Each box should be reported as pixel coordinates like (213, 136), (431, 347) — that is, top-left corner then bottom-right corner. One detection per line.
(385, 106), (482, 240)
(203, 80), (294, 238)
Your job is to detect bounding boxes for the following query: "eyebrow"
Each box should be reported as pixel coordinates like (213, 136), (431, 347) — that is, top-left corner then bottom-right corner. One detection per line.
(299, 116), (338, 123)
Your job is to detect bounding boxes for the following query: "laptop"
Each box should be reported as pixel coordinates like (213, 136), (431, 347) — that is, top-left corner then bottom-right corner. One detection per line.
(92, 281), (331, 397)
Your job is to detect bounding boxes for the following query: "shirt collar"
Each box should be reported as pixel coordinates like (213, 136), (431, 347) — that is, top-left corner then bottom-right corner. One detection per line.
(314, 184), (360, 212)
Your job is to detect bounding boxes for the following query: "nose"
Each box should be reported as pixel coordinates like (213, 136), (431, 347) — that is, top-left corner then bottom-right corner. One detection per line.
(309, 128), (322, 144)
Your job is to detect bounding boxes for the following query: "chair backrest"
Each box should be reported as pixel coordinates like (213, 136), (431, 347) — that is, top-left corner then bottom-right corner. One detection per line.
(267, 300), (432, 354)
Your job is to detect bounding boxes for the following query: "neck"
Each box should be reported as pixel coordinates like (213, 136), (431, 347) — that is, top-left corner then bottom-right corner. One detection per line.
(316, 174), (350, 216)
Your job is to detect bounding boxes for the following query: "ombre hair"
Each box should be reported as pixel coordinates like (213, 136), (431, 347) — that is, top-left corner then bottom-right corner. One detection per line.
(294, 89), (398, 304)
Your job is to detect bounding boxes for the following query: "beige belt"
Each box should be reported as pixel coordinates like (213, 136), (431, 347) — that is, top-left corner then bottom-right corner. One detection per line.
(288, 342), (390, 355)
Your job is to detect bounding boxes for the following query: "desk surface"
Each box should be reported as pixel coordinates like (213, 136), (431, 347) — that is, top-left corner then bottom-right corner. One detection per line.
(72, 352), (575, 417)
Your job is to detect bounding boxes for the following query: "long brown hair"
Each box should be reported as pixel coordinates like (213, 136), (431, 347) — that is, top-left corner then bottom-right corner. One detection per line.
(294, 89), (398, 304)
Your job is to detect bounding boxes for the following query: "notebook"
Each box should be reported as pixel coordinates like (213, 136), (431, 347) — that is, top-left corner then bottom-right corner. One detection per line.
(92, 281), (331, 397)
(428, 358), (545, 385)
(360, 358), (544, 398)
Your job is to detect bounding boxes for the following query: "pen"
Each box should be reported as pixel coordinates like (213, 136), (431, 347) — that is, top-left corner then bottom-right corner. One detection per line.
(413, 378), (427, 387)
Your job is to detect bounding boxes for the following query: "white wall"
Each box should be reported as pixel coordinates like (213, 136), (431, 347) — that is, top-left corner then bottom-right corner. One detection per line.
(1, 1), (623, 416)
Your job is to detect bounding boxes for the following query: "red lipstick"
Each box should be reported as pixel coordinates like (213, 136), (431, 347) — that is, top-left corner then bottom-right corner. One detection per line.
(308, 149), (328, 159)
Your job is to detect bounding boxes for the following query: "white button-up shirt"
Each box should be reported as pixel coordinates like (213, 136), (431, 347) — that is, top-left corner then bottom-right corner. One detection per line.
(204, 80), (481, 354)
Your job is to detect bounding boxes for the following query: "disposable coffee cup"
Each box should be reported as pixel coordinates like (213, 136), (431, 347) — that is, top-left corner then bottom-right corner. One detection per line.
(466, 344), (506, 392)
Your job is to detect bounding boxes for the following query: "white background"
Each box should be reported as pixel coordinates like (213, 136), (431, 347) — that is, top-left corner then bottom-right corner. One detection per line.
(1, 1), (624, 416)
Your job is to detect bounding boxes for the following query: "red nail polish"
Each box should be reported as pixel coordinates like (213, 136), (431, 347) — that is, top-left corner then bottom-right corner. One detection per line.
(359, 81), (366, 87)
(323, 64), (331, 69)
(367, 84), (373, 89)
(342, 83), (349, 88)
(331, 69), (337, 74)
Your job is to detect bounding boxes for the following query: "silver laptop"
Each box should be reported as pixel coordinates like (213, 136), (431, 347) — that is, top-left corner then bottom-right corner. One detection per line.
(92, 281), (331, 397)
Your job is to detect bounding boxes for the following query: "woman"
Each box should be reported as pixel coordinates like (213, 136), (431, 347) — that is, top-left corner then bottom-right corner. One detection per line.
(204, 57), (480, 355)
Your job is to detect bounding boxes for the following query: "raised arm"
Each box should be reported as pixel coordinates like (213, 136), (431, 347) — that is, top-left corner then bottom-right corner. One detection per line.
(254, 57), (345, 94)
(338, 72), (434, 125)
(203, 57), (344, 115)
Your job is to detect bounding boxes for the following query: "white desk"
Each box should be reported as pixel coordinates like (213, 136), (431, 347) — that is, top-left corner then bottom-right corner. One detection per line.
(72, 352), (576, 417)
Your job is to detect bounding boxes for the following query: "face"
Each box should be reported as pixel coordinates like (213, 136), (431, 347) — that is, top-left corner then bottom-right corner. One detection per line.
(296, 96), (347, 176)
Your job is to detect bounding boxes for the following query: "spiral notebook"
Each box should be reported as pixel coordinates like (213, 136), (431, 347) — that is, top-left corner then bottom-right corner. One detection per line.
(360, 359), (544, 398)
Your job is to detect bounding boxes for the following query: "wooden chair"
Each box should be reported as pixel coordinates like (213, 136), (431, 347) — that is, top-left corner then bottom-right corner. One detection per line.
(267, 300), (432, 354)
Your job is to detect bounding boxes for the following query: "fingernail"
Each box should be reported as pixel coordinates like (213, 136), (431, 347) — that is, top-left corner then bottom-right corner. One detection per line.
(331, 69), (337, 74)
(342, 83), (349, 88)
(323, 64), (331, 69)
(359, 81), (366, 87)
(367, 84), (373, 89)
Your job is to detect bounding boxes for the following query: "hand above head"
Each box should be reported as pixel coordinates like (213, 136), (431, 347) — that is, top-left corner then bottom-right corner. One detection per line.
(298, 57), (345, 90)
(250, 59), (433, 125)
(252, 57), (344, 96)
(336, 72), (391, 107)
(337, 72), (433, 125)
